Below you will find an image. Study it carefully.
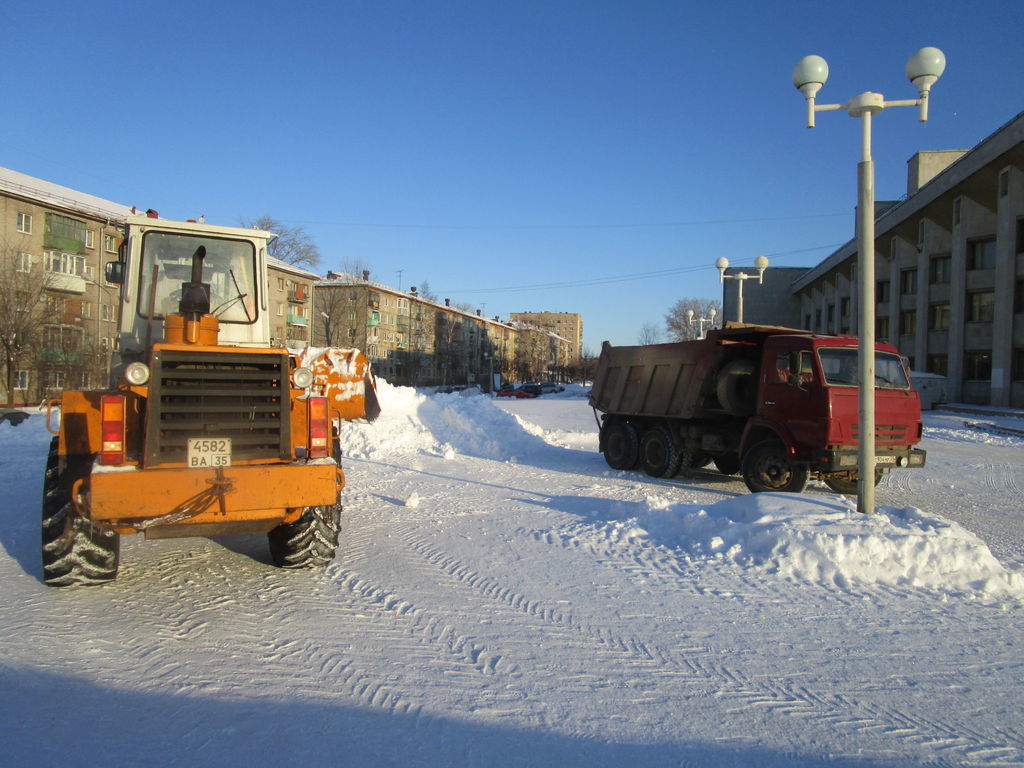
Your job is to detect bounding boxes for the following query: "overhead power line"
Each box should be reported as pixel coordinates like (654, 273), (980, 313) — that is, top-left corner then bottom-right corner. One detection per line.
(289, 212), (850, 231)
(439, 243), (843, 295)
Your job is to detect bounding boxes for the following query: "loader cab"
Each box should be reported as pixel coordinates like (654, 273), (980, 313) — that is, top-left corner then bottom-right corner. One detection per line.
(108, 216), (274, 369)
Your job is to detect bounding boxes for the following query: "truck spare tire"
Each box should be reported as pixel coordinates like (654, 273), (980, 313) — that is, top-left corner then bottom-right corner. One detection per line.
(716, 359), (757, 415)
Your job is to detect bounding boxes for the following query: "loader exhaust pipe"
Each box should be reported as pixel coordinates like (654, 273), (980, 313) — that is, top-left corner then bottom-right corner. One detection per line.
(165, 245), (220, 346)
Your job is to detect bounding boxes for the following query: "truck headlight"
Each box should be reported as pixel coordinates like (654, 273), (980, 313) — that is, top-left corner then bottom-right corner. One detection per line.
(124, 362), (150, 386)
(292, 367), (314, 389)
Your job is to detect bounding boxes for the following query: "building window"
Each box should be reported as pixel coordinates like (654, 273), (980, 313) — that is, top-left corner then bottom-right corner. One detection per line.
(16, 252), (32, 272)
(44, 371), (65, 391)
(85, 230), (95, 249)
(876, 281), (890, 303)
(827, 304), (834, 325)
(101, 304), (115, 322)
(928, 303), (950, 330)
(814, 309), (822, 329)
(900, 269), (917, 295)
(804, 313), (811, 330)
(968, 291), (995, 323)
(1014, 349), (1024, 381)
(104, 234), (117, 253)
(1017, 278), (1024, 313)
(276, 303), (284, 316)
(929, 255), (951, 284)
(14, 370), (29, 390)
(965, 351), (992, 381)
(900, 310), (916, 335)
(876, 316), (890, 340)
(17, 212), (32, 234)
(81, 301), (93, 319)
(968, 238), (996, 270)
(927, 354), (948, 376)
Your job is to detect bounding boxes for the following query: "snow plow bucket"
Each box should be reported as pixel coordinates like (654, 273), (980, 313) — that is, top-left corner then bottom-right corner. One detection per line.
(295, 347), (381, 422)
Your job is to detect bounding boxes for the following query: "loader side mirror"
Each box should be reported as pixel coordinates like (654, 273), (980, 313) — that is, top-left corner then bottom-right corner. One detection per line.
(105, 260), (125, 285)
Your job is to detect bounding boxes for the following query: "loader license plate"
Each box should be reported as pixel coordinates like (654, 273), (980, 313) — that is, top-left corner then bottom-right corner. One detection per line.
(187, 438), (232, 468)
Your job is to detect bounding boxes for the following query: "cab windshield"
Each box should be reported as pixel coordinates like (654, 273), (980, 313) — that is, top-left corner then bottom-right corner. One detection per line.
(818, 347), (910, 390)
(137, 232), (257, 324)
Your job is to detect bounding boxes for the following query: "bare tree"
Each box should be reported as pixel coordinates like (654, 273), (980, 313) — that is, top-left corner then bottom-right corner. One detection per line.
(416, 281), (438, 302)
(0, 244), (55, 407)
(665, 297), (723, 341)
(638, 322), (663, 345)
(242, 215), (321, 270)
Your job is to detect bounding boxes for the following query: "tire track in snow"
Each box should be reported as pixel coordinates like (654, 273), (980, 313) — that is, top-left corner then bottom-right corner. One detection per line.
(400, 526), (1024, 765)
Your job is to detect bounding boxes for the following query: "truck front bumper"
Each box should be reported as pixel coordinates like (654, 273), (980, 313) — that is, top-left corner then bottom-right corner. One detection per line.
(819, 447), (927, 473)
(84, 461), (343, 536)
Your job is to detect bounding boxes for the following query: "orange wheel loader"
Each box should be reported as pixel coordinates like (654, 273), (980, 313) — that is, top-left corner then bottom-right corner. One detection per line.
(42, 215), (379, 586)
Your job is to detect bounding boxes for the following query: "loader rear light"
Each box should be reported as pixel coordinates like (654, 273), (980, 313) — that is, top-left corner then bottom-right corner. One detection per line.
(100, 395), (126, 465)
(308, 396), (329, 459)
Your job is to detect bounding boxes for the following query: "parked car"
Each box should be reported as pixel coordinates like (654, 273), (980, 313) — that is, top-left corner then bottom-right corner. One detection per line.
(520, 384), (543, 397)
(539, 382), (565, 394)
(496, 386), (538, 399)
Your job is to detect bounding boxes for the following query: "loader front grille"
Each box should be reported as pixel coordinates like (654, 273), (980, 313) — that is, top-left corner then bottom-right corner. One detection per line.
(145, 349), (291, 466)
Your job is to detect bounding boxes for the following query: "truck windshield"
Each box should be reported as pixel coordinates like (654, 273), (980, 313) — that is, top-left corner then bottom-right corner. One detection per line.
(818, 347), (910, 390)
(137, 232), (257, 324)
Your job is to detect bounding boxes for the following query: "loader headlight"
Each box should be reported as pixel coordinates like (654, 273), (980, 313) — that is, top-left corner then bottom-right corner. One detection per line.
(292, 366), (314, 389)
(124, 362), (150, 386)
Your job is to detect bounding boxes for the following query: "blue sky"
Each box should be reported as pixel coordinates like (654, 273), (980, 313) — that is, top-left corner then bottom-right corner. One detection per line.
(5, 0), (1021, 350)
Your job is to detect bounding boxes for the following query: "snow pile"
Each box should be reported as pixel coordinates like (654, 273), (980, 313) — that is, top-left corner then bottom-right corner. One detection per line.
(613, 492), (1024, 599)
(341, 380), (547, 461)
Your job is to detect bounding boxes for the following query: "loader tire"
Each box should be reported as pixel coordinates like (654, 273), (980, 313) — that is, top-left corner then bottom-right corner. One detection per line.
(602, 419), (639, 471)
(268, 502), (341, 568)
(639, 426), (682, 478)
(41, 438), (120, 587)
(716, 359), (757, 416)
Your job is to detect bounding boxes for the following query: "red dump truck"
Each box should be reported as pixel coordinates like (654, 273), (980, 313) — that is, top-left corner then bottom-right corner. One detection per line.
(589, 324), (926, 494)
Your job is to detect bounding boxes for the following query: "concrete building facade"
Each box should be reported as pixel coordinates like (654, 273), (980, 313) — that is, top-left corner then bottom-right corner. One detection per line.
(788, 110), (1024, 407)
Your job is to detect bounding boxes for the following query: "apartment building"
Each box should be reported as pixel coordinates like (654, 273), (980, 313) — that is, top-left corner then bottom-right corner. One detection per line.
(267, 256), (318, 349)
(0, 167), (132, 403)
(314, 273), (576, 387)
(508, 311), (583, 364)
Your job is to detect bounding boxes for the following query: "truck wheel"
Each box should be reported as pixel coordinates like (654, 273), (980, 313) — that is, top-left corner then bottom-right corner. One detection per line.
(602, 420), (639, 470)
(639, 426), (682, 477)
(823, 470), (883, 495)
(682, 451), (712, 470)
(268, 503), (342, 568)
(41, 438), (120, 587)
(741, 440), (809, 493)
(713, 453), (742, 475)
(716, 359), (757, 416)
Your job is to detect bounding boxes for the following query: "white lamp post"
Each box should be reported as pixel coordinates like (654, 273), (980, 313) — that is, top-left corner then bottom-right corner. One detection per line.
(716, 256), (769, 324)
(686, 307), (718, 339)
(792, 47), (945, 514)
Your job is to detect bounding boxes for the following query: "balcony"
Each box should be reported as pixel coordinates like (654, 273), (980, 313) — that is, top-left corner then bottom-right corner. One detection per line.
(47, 272), (87, 294)
(287, 313), (308, 327)
(287, 287), (308, 303)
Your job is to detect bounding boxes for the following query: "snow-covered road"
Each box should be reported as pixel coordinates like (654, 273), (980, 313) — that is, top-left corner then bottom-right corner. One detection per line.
(2, 387), (1023, 767)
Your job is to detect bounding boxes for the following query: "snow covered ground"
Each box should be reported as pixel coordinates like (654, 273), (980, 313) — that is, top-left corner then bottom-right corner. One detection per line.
(2, 386), (1023, 767)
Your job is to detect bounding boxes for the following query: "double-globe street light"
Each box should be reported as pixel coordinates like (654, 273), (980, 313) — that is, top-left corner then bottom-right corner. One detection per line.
(686, 307), (717, 339)
(716, 255), (769, 324)
(791, 47), (946, 514)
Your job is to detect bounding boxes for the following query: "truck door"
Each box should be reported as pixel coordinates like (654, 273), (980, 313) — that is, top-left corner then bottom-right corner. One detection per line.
(759, 340), (823, 457)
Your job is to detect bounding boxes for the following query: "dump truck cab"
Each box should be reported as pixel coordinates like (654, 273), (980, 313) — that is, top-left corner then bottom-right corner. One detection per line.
(747, 333), (926, 474)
